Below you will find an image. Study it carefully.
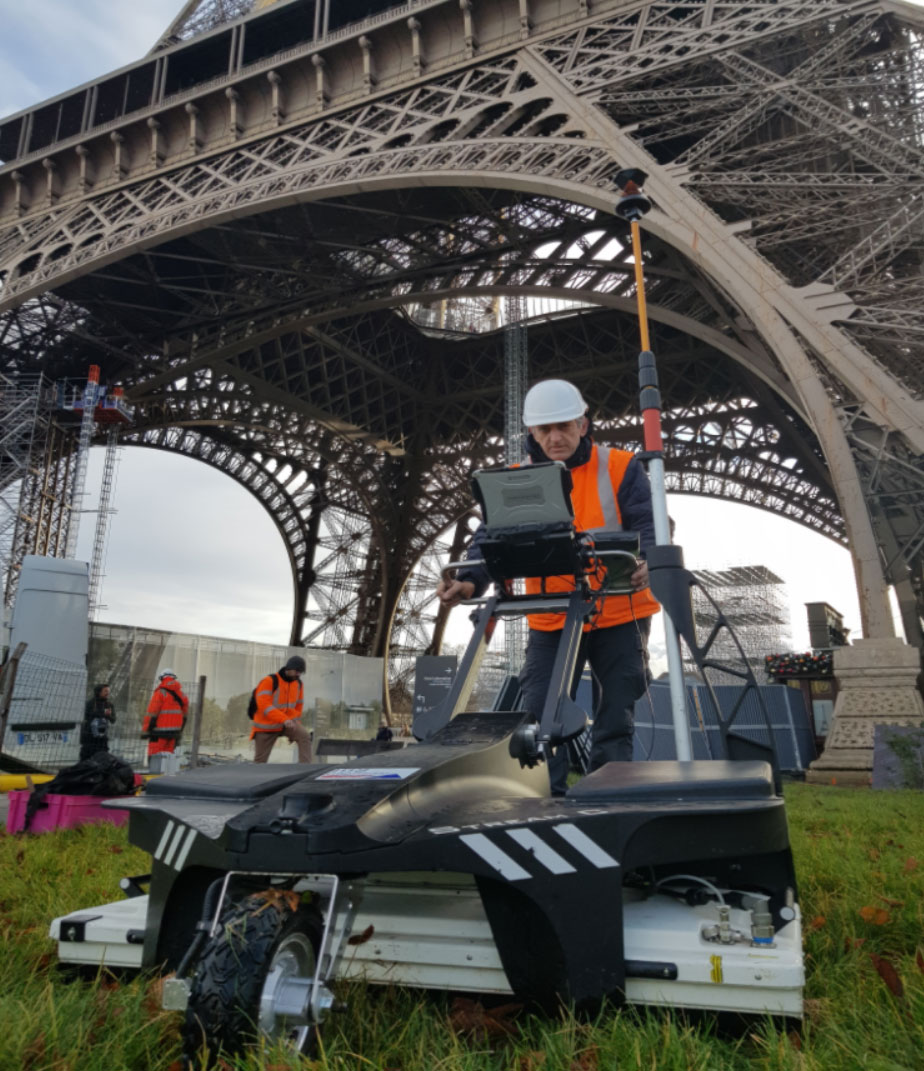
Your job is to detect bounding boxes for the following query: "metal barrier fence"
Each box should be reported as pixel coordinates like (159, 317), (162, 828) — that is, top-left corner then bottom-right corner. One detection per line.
(632, 680), (817, 772)
(1, 648), (87, 770)
(2, 622), (384, 773)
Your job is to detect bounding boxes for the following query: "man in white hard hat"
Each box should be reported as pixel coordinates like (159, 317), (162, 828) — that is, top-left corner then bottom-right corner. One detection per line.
(436, 378), (659, 795)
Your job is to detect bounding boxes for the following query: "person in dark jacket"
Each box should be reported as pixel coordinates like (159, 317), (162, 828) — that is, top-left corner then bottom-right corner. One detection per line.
(436, 379), (660, 795)
(250, 656), (312, 763)
(79, 682), (116, 760)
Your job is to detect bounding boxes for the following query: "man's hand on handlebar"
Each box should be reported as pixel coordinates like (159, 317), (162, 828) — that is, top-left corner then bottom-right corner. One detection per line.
(437, 577), (476, 608)
(630, 559), (649, 592)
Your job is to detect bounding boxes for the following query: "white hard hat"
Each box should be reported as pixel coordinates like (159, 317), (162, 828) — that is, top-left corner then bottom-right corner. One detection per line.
(160, 669), (175, 679)
(522, 379), (587, 426)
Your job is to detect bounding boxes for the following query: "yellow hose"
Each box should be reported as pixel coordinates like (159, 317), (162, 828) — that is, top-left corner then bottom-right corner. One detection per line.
(0, 773), (54, 793)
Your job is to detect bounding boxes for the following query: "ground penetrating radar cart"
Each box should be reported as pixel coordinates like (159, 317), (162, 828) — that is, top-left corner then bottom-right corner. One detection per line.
(51, 460), (803, 1065)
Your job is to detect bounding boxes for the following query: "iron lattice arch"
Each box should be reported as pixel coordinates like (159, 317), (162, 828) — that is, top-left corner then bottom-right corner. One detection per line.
(105, 301), (840, 657)
(1, 0), (923, 665)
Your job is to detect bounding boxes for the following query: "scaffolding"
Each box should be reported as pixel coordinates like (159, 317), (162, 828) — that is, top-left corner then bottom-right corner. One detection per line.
(687, 565), (793, 682)
(1, 371), (132, 617)
(503, 299), (529, 678)
(405, 296), (499, 337)
(88, 428), (123, 619)
(1, 375), (45, 610)
(63, 367), (102, 560)
(0, 375), (76, 613)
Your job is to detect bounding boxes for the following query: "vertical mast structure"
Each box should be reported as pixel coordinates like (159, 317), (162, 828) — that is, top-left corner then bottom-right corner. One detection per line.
(503, 300), (529, 676)
(64, 366), (101, 562)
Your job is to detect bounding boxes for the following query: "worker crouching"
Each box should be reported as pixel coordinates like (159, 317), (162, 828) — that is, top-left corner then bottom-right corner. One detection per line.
(251, 655), (313, 763)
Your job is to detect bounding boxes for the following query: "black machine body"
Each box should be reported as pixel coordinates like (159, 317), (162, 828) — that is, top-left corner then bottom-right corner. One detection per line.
(50, 463), (803, 1061)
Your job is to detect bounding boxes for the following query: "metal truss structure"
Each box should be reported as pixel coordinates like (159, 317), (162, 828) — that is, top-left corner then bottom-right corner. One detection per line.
(686, 565), (792, 682)
(0, 375), (78, 606)
(0, 375), (49, 599)
(1, 0), (923, 685)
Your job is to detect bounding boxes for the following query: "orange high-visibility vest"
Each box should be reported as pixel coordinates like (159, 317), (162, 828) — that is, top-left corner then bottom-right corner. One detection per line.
(143, 677), (189, 738)
(525, 444), (661, 631)
(250, 673), (304, 736)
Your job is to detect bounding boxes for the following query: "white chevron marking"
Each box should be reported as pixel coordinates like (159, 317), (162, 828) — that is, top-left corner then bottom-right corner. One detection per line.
(172, 827), (198, 871)
(460, 833), (531, 881)
(506, 828), (576, 874)
(162, 823), (187, 868)
(553, 823), (620, 868)
(154, 820), (175, 861)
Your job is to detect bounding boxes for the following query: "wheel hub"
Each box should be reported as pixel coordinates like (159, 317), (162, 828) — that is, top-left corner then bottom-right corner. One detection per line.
(258, 931), (331, 1048)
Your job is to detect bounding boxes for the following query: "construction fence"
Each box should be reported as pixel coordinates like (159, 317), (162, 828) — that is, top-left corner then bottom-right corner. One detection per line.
(2, 622), (384, 772)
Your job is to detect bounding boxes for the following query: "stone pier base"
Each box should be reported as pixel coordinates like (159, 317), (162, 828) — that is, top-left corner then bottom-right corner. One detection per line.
(805, 637), (924, 786)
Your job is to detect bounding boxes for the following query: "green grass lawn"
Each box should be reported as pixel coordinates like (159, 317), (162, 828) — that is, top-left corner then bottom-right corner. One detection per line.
(1, 783), (922, 1070)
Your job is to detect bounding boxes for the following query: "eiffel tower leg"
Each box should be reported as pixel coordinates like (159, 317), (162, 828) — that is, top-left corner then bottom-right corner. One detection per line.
(523, 48), (898, 641)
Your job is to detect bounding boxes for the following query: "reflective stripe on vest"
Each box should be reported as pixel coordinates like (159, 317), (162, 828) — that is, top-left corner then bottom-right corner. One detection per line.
(145, 684), (185, 735)
(592, 445), (620, 532)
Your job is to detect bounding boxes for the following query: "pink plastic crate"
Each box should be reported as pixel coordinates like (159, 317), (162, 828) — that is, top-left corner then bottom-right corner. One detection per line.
(5, 790), (133, 834)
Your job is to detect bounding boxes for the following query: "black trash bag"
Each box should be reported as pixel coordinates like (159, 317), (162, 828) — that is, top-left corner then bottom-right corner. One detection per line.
(23, 752), (136, 832)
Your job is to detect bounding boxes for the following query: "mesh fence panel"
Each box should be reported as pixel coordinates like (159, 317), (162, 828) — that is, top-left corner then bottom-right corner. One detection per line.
(2, 650), (86, 769)
(2, 623), (384, 771)
(86, 623), (384, 766)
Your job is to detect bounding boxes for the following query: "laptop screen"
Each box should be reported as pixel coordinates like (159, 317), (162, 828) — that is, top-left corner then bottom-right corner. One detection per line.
(472, 463), (574, 529)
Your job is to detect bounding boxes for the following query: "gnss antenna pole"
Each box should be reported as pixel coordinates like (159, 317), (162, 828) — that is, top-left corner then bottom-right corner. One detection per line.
(614, 170), (693, 761)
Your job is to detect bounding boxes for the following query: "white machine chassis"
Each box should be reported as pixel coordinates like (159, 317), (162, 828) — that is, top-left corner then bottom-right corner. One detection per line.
(51, 870), (803, 1018)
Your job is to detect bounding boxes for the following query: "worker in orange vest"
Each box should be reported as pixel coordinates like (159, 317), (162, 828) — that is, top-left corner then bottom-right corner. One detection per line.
(437, 379), (660, 795)
(143, 670), (190, 758)
(251, 655), (313, 763)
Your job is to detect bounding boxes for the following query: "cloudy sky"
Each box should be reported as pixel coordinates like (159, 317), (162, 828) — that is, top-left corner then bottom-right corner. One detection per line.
(2, 0), (909, 655)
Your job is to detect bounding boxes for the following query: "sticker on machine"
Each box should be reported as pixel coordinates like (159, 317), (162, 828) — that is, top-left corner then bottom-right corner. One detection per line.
(315, 767), (420, 780)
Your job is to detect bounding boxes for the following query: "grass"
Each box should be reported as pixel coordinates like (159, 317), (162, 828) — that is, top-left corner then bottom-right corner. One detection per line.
(0, 783), (922, 1070)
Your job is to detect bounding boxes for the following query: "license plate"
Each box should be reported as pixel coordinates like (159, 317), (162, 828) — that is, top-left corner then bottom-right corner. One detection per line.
(16, 731), (70, 745)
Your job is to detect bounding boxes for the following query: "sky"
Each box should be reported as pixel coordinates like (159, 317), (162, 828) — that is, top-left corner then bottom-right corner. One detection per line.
(2, 0), (911, 660)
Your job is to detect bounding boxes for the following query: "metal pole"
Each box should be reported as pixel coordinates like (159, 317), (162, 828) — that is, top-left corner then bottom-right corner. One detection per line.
(615, 171), (692, 761)
(0, 642), (27, 755)
(188, 673), (206, 769)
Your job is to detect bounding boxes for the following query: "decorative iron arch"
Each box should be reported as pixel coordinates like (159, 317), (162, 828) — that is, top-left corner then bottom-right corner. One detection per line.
(2, 0), (923, 658)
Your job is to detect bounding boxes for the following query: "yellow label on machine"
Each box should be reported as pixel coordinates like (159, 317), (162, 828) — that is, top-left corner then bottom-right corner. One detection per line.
(710, 954), (724, 983)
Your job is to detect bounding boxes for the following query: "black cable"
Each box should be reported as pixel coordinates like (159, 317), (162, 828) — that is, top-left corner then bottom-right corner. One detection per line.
(175, 876), (225, 980)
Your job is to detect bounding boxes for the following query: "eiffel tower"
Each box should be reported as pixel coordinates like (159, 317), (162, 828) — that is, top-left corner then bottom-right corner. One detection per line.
(1, 0), (922, 707)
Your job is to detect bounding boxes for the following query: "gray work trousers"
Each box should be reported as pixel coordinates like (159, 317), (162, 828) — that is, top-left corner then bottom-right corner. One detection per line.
(518, 617), (651, 795)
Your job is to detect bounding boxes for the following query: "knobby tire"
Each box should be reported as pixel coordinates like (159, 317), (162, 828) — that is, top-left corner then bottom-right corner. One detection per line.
(182, 891), (322, 1068)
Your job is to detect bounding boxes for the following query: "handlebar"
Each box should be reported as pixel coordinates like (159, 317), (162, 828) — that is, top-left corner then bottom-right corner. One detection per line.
(440, 550), (641, 597)
(440, 558), (484, 585)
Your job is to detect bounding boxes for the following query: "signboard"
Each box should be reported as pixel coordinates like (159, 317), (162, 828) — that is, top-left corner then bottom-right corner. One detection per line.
(411, 655), (457, 722)
(316, 768), (419, 781)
